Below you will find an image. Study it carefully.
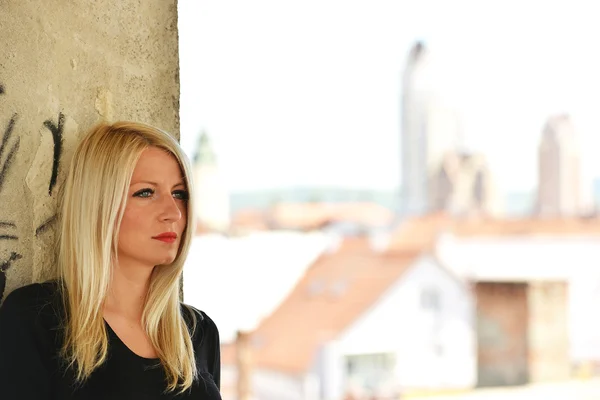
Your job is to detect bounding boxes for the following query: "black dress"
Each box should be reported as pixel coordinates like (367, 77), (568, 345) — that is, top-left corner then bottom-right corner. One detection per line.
(0, 281), (222, 400)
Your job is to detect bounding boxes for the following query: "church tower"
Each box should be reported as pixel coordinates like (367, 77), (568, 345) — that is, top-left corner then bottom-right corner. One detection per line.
(192, 131), (230, 233)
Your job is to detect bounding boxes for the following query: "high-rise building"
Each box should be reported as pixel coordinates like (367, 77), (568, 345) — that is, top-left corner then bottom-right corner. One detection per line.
(401, 41), (461, 215)
(192, 131), (230, 232)
(536, 114), (583, 217)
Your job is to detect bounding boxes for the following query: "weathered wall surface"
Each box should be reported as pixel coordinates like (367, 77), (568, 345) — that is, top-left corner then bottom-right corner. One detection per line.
(0, 0), (180, 301)
(528, 281), (570, 382)
(476, 282), (529, 387)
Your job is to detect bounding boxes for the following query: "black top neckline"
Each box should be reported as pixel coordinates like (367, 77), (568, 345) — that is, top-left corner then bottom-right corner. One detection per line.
(103, 319), (161, 363)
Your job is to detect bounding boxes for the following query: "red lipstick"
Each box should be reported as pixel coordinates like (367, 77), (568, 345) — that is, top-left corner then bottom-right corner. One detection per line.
(152, 232), (178, 243)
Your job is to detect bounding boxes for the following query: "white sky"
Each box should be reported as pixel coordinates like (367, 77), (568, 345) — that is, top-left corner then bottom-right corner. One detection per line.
(178, 0), (600, 193)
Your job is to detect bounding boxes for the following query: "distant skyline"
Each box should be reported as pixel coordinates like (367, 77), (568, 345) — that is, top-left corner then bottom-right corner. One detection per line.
(178, 0), (600, 194)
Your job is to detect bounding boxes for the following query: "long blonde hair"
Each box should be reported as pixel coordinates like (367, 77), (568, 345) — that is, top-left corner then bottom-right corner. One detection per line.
(57, 121), (197, 392)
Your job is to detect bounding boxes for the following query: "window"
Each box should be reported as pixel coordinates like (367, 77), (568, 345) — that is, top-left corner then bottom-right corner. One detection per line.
(345, 353), (396, 392)
(421, 287), (444, 357)
(420, 286), (441, 312)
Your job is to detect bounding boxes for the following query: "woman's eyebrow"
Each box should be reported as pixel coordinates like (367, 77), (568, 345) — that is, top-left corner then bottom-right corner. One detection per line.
(130, 181), (185, 188)
(130, 180), (158, 186)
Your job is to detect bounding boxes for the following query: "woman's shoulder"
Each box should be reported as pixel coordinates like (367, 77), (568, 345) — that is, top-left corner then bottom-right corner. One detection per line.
(2, 280), (60, 308)
(0, 280), (63, 324)
(181, 304), (220, 341)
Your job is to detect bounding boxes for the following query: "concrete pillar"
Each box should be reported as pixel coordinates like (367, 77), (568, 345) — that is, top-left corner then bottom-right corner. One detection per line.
(0, 0), (180, 302)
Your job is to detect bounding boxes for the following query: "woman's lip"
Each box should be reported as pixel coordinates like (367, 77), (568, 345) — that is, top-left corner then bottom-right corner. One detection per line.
(153, 237), (177, 243)
(153, 232), (178, 239)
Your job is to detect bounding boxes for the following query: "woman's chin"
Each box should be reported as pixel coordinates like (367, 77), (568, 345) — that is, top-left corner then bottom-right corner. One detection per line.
(155, 255), (177, 267)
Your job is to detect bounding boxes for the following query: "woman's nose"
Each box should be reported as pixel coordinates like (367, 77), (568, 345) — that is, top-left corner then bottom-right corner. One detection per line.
(159, 194), (183, 222)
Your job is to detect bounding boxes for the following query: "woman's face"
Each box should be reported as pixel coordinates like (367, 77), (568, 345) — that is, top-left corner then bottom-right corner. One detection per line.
(117, 147), (188, 269)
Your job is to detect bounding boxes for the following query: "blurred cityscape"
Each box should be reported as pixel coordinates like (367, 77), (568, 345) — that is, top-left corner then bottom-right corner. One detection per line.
(179, 4), (600, 400)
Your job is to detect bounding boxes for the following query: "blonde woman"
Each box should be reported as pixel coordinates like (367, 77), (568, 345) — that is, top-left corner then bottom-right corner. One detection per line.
(0, 122), (221, 399)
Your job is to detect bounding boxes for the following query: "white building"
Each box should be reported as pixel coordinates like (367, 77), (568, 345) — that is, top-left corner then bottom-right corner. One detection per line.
(333, 254), (475, 397)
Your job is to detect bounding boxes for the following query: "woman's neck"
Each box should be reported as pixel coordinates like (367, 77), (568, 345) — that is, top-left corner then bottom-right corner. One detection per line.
(104, 264), (153, 322)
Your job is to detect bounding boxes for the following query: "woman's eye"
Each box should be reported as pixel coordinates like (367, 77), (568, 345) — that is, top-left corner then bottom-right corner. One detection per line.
(173, 190), (189, 200)
(133, 188), (154, 198)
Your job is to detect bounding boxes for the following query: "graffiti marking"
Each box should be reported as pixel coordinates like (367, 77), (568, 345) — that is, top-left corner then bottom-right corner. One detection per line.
(36, 214), (57, 237)
(0, 114), (19, 193)
(0, 235), (18, 241)
(0, 252), (23, 301)
(0, 114), (17, 161)
(43, 112), (65, 195)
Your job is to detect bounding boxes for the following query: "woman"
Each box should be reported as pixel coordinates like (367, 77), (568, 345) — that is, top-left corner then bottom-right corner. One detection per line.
(0, 122), (221, 399)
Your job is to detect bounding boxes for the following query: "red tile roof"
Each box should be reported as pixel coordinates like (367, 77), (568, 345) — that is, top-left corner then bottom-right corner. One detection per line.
(221, 245), (419, 373)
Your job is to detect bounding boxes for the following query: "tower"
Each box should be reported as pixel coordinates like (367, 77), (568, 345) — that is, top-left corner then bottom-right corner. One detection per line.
(192, 131), (231, 232)
(536, 114), (582, 217)
(401, 41), (461, 215)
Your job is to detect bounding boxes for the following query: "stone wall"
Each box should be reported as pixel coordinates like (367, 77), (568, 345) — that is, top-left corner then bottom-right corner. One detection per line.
(0, 0), (180, 301)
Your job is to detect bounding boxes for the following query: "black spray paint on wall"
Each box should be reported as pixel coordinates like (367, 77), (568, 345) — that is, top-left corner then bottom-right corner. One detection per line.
(43, 112), (64, 196)
(0, 83), (65, 302)
(0, 253), (23, 301)
(0, 115), (20, 194)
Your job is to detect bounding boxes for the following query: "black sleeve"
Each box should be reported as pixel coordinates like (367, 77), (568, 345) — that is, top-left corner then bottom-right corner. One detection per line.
(0, 289), (53, 399)
(207, 314), (221, 389)
(193, 310), (221, 389)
